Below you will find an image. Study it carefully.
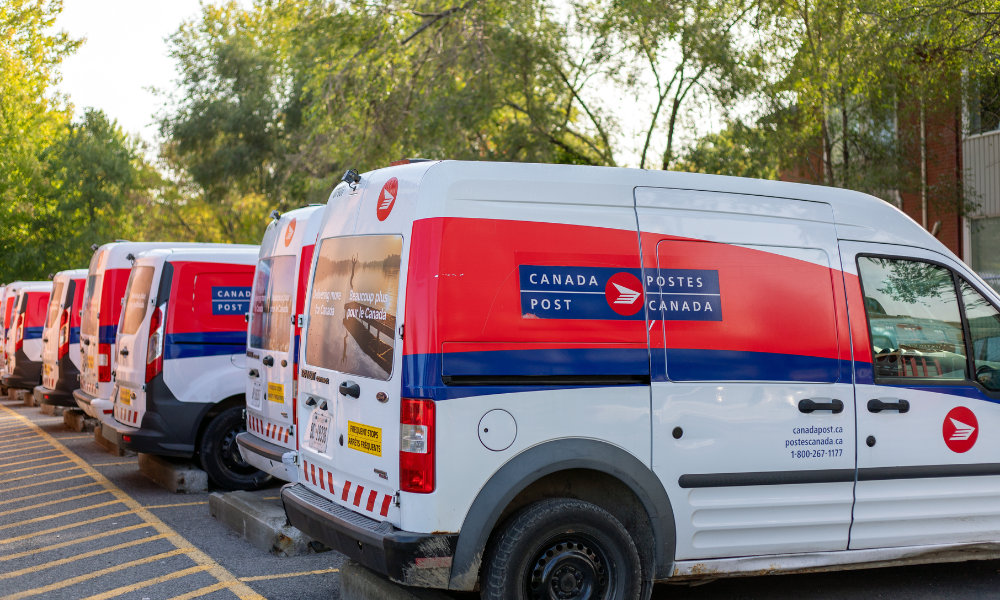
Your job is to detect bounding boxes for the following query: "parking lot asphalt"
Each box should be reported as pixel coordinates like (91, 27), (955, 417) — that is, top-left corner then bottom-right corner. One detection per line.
(8, 393), (1000, 600)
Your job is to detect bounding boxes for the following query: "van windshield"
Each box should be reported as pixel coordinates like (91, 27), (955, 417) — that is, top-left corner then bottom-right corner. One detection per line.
(82, 250), (104, 337)
(121, 267), (155, 336)
(45, 282), (65, 328)
(250, 255), (296, 352)
(305, 235), (402, 381)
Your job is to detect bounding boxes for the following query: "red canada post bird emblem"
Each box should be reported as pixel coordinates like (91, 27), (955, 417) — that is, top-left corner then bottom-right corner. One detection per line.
(604, 272), (644, 316)
(943, 406), (978, 453)
(377, 178), (398, 221)
(284, 218), (296, 247)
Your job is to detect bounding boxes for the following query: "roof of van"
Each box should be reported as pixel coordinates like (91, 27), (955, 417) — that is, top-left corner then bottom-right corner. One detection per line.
(94, 242), (259, 271)
(403, 161), (952, 261)
(53, 269), (89, 280)
(136, 246), (259, 266)
(258, 205), (324, 259)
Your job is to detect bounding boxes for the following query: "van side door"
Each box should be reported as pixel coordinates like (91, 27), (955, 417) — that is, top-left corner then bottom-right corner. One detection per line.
(636, 187), (856, 561)
(842, 241), (1000, 549)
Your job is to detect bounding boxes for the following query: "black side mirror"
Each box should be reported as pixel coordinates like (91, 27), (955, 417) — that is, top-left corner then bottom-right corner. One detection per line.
(977, 365), (1000, 391)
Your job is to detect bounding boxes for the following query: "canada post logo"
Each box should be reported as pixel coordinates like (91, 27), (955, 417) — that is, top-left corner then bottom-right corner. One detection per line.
(519, 265), (721, 321)
(212, 286), (251, 315)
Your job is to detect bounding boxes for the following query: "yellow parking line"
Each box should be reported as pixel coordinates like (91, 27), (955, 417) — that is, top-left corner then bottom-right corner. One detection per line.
(0, 547), (192, 600)
(0, 533), (171, 580)
(0, 442), (50, 454)
(0, 453), (64, 468)
(78, 565), (211, 600)
(145, 501), (208, 509)
(0, 499), (122, 531)
(0, 509), (139, 546)
(0, 489), (109, 517)
(0, 403), (267, 600)
(0, 523), (152, 562)
(164, 582), (232, 600)
(0, 431), (37, 441)
(0, 465), (82, 485)
(91, 461), (137, 467)
(0, 459), (72, 477)
(1, 473), (89, 493)
(239, 568), (339, 581)
(0, 481), (100, 506)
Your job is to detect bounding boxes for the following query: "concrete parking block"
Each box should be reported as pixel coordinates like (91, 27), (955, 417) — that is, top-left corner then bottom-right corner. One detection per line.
(138, 453), (208, 494)
(209, 491), (331, 557)
(40, 403), (65, 416)
(94, 424), (136, 456)
(18, 389), (35, 406)
(340, 560), (452, 600)
(6, 388), (16, 401)
(64, 407), (97, 431)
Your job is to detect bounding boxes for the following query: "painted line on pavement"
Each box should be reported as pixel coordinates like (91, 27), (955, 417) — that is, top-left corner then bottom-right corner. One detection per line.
(0, 523), (152, 562)
(0, 481), (100, 506)
(0, 533), (171, 580)
(239, 568), (340, 581)
(78, 565), (212, 600)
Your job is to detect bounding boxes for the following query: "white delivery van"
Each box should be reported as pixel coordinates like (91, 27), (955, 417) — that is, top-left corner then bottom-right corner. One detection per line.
(74, 242), (238, 420)
(34, 269), (88, 407)
(0, 282), (45, 386)
(2, 282), (53, 393)
(282, 161), (1000, 598)
(236, 205), (324, 483)
(103, 246), (270, 490)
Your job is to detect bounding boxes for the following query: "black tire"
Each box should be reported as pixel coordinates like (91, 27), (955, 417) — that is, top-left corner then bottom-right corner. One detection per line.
(199, 406), (271, 490)
(481, 499), (644, 600)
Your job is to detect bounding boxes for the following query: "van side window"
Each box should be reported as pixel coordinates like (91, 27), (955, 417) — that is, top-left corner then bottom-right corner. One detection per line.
(45, 282), (65, 328)
(959, 280), (1000, 391)
(858, 257), (966, 381)
(121, 266), (155, 336)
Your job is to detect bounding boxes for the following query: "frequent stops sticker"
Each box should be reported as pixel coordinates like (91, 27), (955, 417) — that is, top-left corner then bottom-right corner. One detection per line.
(605, 272), (645, 316)
(284, 218), (296, 247)
(376, 178), (398, 221)
(943, 406), (978, 453)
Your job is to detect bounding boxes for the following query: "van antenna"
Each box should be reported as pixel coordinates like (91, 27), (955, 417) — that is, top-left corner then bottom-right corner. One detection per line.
(341, 169), (361, 190)
(270, 209), (281, 221)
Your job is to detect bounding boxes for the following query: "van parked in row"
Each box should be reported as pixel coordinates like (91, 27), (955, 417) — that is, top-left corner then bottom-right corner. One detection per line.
(2, 282), (53, 393)
(0, 282), (43, 390)
(236, 205), (323, 484)
(280, 161), (1000, 597)
(103, 246), (267, 489)
(34, 269), (88, 407)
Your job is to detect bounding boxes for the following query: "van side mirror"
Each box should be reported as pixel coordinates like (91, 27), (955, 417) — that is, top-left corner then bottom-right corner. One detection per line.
(977, 365), (1000, 391)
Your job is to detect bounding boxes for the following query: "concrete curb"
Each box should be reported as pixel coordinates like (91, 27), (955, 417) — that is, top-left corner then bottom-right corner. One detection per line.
(340, 560), (454, 600)
(64, 408), (96, 432)
(138, 453), (208, 493)
(41, 404), (65, 416)
(94, 424), (136, 456)
(209, 491), (329, 557)
(19, 390), (35, 407)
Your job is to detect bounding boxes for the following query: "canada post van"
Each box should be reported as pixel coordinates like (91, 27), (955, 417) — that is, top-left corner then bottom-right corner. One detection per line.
(282, 161), (1000, 598)
(33, 269), (88, 406)
(74, 242), (239, 420)
(0, 282), (44, 386)
(104, 246), (269, 490)
(3, 283), (53, 392)
(236, 205), (323, 483)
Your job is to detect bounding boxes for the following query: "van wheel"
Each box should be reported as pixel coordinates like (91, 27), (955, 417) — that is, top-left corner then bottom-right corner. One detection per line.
(199, 406), (271, 491)
(481, 499), (644, 600)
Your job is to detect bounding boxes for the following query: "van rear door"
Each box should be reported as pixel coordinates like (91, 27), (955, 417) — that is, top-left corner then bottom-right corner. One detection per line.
(80, 250), (106, 397)
(41, 280), (66, 389)
(113, 262), (161, 425)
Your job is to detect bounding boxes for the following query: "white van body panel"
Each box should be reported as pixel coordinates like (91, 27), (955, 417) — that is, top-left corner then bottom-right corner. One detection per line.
(10, 283), (53, 365)
(41, 269), (88, 390)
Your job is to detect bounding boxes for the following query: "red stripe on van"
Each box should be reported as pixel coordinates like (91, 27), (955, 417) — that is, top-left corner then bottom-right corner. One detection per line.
(365, 490), (377, 512)
(353, 486), (364, 507)
(302, 460), (308, 478)
(342, 481), (351, 502)
(310, 463), (317, 485)
(284, 428), (289, 443)
(380, 495), (392, 517)
(327, 472), (334, 494)
(318, 467), (325, 490)
(266, 423), (272, 438)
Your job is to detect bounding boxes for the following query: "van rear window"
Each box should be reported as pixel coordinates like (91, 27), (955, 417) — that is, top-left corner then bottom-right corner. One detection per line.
(305, 235), (402, 381)
(121, 267), (155, 336)
(45, 282), (65, 328)
(250, 256), (296, 352)
(82, 250), (105, 337)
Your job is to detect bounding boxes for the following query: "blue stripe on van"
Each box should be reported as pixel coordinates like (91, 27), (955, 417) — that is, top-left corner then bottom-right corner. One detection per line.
(99, 325), (117, 345)
(23, 326), (43, 340)
(70, 326), (80, 344)
(165, 332), (247, 360)
(664, 348), (842, 383)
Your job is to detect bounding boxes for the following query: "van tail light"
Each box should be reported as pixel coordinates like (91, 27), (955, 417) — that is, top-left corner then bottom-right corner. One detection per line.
(58, 309), (70, 359)
(399, 398), (435, 493)
(97, 343), (111, 382)
(145, 306), (164, 382)
(14, 315), (24, 351)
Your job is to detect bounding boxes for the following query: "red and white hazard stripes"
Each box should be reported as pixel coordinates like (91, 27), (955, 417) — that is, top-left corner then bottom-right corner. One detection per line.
(114, 403), (140, 425)
(246, 413), (291, 445)
(302, 459), (393, 518)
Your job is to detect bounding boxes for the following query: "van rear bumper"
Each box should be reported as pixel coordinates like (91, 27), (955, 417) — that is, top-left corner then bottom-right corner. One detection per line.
(236, 432), (298, 483)
(34, 385), (75, 407)
(281, 483), (457, 588)
(104, 412), (195, 458)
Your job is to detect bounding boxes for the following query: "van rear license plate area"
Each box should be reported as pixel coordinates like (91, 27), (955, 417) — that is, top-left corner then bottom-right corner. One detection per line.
(305, 410), (331, 453)
(248, 379), (262, 410)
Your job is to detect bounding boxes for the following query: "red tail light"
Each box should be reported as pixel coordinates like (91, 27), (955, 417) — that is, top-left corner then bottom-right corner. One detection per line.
(145, 306), (163, 382)
(97, 343), (111, 382)
(58, 309), (70, 359)
(14, 314), (24, 351)
(399, 398), (435, 493)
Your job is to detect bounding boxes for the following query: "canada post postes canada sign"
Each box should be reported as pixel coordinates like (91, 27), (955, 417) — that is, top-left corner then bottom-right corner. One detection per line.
(212, 286), (252, 315)
(519, 265), (721, 321)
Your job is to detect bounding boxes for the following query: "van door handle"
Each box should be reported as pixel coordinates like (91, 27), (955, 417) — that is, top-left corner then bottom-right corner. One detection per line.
(84, 339), (90, 346)
(42, 338), (48, 343)
(339, 381), (360, 398)
(119, 348), (129, 356)
(798, 399), (844, 414)
(262, 355), (274, 367)
(248, 369), (259, 378)
(868, 398), (909, 413)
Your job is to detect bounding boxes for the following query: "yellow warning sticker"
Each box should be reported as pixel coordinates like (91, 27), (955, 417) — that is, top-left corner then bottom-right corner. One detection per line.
(267, 382), (285, 404)
(347, 421), (382, 457)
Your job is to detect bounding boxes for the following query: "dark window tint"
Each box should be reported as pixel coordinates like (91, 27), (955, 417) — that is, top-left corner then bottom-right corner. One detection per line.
(305, 235), (402, 381)
(120, 267), (155, 336)
(858, 257), (967, 380)
(249, 256), (296, 352)
(45, 282), (65, 328)
(960, 280), (1000, 391)
(82, 250), (105, 337)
